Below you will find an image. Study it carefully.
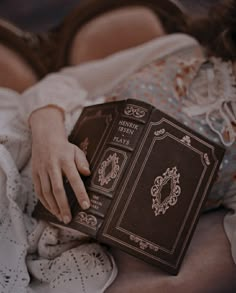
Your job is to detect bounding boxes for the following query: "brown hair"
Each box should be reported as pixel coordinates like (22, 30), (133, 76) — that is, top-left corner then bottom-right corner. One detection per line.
(185, 0), (236, 60)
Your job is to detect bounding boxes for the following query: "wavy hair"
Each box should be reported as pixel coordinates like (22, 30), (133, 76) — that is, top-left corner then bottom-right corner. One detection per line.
(185, 0), (236, 60)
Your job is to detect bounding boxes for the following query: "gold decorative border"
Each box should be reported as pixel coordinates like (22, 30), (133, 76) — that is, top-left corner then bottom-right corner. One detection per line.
(117, 131), (207, 254)
(124, 103), (148, 119)
(74, 211), (97, 229)
(91, 147), (128, 194)
(102, 118), (219, 269)
(73, 109), (113, 164)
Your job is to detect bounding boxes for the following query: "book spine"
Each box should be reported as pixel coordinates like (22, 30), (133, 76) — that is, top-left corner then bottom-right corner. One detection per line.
(73, 99), (153, 237)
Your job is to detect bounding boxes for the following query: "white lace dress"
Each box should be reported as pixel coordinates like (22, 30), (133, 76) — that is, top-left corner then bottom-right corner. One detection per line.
(0, 33), (235, 293)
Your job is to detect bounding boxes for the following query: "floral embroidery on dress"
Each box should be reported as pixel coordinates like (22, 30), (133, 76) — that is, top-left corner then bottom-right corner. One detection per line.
(172, 58), (202, 99)
(106, 45), (235, 211)
(184, 57), (236, 146)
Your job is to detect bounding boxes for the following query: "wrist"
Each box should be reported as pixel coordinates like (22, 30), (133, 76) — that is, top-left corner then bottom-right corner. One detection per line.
(30, 106), (67, 140)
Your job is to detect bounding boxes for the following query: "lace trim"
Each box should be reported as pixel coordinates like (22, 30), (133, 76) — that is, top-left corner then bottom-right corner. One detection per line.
(183, 57), (236, 146)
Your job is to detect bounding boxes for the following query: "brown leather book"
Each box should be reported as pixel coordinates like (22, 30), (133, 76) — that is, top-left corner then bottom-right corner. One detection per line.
(33, 98), (225, 274)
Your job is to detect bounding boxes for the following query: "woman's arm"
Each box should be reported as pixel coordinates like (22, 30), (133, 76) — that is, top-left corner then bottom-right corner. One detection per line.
(21, 33), (200, 224)
(29, 106), (91, 224)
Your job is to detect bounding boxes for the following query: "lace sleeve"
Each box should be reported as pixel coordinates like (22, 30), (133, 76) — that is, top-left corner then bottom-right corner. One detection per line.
(19, 72), (88, 126)
(19, 33), (201, 134)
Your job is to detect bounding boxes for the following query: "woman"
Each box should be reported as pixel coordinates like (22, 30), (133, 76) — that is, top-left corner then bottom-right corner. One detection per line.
(0, 0), (235, 292)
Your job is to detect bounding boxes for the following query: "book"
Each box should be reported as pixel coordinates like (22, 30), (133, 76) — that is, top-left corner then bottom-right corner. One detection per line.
(33, 98), (225, 275)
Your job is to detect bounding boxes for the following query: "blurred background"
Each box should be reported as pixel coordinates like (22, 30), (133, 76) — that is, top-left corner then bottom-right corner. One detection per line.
(0, 0), (218, 32)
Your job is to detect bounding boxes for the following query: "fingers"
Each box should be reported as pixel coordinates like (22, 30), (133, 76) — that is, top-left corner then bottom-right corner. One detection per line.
(74, 146), (90, 176)
(49, 167), (72, 224)
(32, 143), (91, 225)
(32, 172), (51, 211)
(39, 172), (61, 218)
(63, 162), (90, 211)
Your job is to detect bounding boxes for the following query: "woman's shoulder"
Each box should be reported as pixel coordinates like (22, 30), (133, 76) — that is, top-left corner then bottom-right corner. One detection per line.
(159, 32), (201, 45)
(132, 32), (205, 64)
(142, 32), (202, 51)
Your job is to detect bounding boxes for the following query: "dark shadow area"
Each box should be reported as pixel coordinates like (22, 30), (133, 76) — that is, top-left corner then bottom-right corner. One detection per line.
(0, 0), (81, 32)
(0, 0), (218, 32)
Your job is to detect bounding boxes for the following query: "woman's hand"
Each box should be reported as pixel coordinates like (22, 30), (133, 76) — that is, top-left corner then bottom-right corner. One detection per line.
(29, 106), (91, 224)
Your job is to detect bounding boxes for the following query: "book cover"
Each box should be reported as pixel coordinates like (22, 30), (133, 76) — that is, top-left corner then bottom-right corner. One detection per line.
(33, 98), (225, 274)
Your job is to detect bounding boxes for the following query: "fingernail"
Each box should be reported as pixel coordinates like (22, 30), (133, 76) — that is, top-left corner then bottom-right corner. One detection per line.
(81, 201), (90, 210)
(63, 216), (71, 224)
(57, 215), (63, 222)
(82, 165), (90, 173)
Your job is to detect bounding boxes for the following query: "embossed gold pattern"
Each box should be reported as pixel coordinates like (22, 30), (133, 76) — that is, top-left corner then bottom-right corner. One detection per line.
(74, 212), (97, 227)
(180, 135), (191, 146)
(151, 167), (181, 216)
(204, 153), (211, 165)
(98, 153), (120, 186)
(124, 104), (146, 118)
(154, 128), (166, 136)
(130, 235), (159, 252)
(79, 137), (89, 155)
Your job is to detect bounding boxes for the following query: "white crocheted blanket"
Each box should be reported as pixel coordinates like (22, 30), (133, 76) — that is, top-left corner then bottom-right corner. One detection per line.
(0, 89), (117, 293)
